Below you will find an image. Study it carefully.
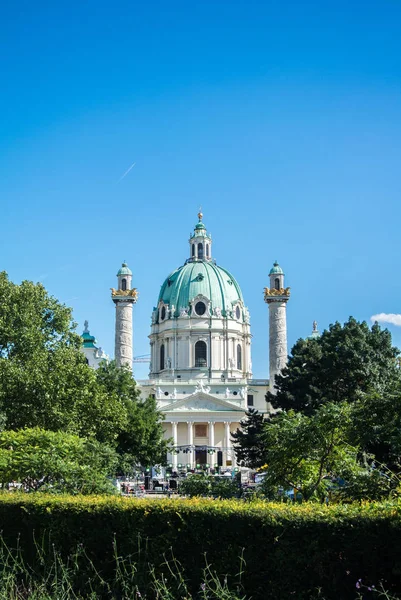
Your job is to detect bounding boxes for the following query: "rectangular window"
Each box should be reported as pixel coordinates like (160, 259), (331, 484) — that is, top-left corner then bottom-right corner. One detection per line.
(194, 424), (207, 437)
(247, 394), (254, 407)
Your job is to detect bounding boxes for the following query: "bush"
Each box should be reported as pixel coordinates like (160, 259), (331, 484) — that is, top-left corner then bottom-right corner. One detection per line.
(0, 428), (118, 494)
(1, 494), (401, 598)
(179, 474), (240, 498)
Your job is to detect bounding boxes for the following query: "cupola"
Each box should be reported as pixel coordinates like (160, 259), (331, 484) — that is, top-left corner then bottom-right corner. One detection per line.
(188, 211), (212, 261)
(269, 260), (284, 291)
(116, 261), (132, 291)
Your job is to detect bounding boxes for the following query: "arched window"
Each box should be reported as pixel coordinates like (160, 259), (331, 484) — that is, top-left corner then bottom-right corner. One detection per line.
(160, 344), (165, 370)
(237, 344), (242, 370)
(195, 340), (207, 367)
(122, 278), (127, 291)
(198, 243), (204, 259)
(192, 244), (195, 257)
(275, 278), (280, 290)
(206, 244), (209, 257)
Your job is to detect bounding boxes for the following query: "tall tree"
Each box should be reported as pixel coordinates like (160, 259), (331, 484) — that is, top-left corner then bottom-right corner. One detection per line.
(268, 317), (400, 414)
(0, 272), (124, 441)
(95, 361), (169, 470)
(259, 403), (377, 502)
(232, 408), (267, 468)
(350, 385), (401, 468)
(0, 273), (169, 471)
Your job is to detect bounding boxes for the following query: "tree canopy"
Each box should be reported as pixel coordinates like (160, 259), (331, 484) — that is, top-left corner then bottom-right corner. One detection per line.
(267, 317), (400, 414)
(233, 317), (401, 502)
(231, 408), (267, 469)
(95, 361), (169, 470)
(0, 272), (124, 440)
(259, 403), (362, 501)
(0, 272), (168, 484)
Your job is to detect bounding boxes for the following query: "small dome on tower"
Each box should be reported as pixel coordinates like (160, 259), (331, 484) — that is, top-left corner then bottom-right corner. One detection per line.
(269, 261), (284, 275)
(117, 262), (132, 276)
(81, 320), (97, 348)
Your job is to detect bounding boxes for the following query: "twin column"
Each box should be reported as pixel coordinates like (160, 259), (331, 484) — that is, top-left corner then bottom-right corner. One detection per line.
(170, 421), (234, 467)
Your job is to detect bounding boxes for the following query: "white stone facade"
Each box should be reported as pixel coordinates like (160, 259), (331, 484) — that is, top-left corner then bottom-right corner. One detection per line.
(83, 346), (109, 369)
(138, 378), (270, 468)
(149, 308), (252, 381)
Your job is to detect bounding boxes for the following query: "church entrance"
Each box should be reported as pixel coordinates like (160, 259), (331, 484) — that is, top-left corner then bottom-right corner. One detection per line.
(195, 449), (207, 466)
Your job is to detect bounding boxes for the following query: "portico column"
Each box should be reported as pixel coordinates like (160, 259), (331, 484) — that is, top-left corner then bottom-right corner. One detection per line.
(187, 421), (194, 468)
(208, 421), (215, 465)
(172, 422), (178, 470)
(208, 421), (215, 448)
(224, 421), (231, 466)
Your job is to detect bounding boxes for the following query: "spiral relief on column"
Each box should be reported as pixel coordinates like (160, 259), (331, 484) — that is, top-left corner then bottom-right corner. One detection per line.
(115, 302), (133, 368)
(269, 301), (288, 390)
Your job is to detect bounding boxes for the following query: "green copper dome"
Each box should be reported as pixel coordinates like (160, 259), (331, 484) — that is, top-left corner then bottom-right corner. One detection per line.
(117, 262), (132, 276)
(157, 261), (244, 321)
(269, 261), (284, 275)
(81, 321), (97, 348)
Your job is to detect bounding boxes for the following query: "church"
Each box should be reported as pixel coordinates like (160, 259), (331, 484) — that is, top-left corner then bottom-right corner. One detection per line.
(83, 212), (291, 470)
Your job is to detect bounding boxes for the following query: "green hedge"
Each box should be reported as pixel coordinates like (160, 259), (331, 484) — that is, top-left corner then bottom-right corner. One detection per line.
(0, 493), (401, 599)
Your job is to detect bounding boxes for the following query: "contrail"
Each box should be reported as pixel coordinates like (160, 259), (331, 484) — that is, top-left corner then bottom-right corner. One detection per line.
(118, 161), (136, 182)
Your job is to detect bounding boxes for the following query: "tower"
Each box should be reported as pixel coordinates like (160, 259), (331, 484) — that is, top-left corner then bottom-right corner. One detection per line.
(264, 261), (290, 393)
(81, 320), (110, 369)
(111, 262), (138, 369)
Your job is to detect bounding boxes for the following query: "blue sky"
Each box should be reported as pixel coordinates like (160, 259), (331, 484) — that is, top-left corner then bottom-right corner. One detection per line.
(1, 1), (401, 379)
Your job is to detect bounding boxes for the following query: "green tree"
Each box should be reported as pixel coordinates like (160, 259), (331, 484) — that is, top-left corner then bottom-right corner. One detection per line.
(260, 403), (366, 501)
(95, 361), (169, 470)
(0, 274), (169, 473)
(0, 272), (124, 441)
(268, 317), (400, 414)
(0, 428), (118, 494)
(232, 408), (267, 468)
(350, 386), (401, 468)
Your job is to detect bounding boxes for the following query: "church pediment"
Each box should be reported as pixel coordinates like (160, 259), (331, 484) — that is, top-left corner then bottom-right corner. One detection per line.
(162, 391), (243, 412)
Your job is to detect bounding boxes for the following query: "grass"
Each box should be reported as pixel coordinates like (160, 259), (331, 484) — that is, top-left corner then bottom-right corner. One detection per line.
(0, 532), (248, 600)
(0, 533), (398, 599)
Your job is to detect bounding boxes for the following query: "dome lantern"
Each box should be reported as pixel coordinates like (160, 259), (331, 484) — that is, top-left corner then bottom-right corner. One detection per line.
(188, 210), (212, 262)
(269, 260), (285, 290)
(116, 261), (132, 292)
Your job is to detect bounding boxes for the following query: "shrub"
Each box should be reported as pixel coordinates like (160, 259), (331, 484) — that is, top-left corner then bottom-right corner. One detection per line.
(179, 474), (240, 498)
(0, 428), (118, 494)
(1, 494), (401, 598)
